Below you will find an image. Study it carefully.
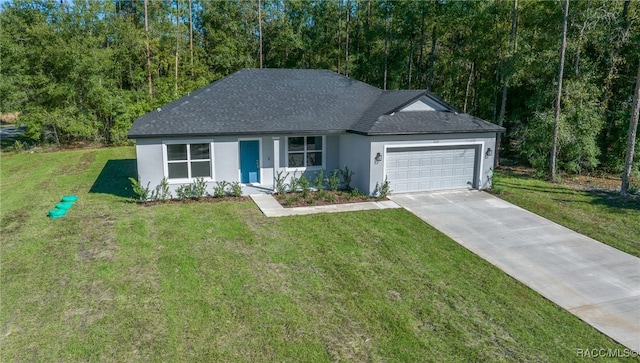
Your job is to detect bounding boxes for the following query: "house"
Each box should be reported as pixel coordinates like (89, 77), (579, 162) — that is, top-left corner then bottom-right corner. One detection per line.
(127, 69), (505, 195)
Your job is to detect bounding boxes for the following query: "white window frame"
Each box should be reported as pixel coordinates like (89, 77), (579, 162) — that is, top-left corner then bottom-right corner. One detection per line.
(285, 135), (326, 171)
(162, 140), (214, 183)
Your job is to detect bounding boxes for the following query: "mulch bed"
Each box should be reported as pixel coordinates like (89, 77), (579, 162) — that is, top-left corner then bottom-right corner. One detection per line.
(134, 191), (387, 209)
(273, 190), (385, 208)
(138, 196), (251, 206)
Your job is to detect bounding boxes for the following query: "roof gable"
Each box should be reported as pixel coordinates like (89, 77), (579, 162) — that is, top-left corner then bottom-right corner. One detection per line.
(399, 96), (450, 112)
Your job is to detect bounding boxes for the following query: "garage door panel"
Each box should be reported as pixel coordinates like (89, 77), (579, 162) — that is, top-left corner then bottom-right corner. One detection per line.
(386, 146), (477, 193)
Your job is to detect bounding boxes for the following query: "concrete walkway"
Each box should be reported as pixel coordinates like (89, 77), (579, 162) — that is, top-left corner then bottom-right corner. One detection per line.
(389, 190), (640, 352)
(250, 194), (401, 217)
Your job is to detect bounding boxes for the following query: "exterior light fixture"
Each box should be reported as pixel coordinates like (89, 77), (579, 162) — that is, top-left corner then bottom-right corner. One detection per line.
(374, 152), (383, 163)
(485, 148), (493, 157)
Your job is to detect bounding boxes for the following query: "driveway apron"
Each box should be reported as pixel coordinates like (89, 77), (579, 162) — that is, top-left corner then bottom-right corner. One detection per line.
(390, 190), (640, 352)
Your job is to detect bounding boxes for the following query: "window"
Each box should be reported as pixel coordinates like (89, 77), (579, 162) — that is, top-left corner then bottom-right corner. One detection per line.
(287, 136), (324, 168)
(166, 143), (211, 179)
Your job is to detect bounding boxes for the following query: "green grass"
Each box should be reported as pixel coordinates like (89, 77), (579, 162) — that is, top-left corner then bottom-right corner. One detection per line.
(0, 147), (631, 361)
(493, 170), (640, 258)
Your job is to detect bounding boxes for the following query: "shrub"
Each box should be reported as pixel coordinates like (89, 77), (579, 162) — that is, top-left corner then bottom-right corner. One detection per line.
(298, 175), (311, 199)
(326, 169), (340, 191)
(350, 188), (363, 197)
(285, 195), (300, 206)
(129, 177), (151, 202)
(153, 177), (171, 201)
(288, 170), (300, 192)
(325, 193), (335, 203)
(12, 140), (26, 153)
(175, 184), (192, 200)
(314, 170), (325, 192)
(191, 178), (208, 199)
(213, 181), (229, 198)
(274, 170), (289, 196)
(377, 176), (391, 198)
(339, 166), (355, 190)
(230, 181), (243, 197)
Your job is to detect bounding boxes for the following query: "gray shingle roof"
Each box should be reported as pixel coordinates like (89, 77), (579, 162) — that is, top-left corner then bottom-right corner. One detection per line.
(359, 111), (506, 135)
(127, 68), (504, 138)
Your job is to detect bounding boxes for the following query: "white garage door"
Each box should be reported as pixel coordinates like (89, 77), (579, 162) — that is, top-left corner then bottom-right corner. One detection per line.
(385, 146), (477, 193)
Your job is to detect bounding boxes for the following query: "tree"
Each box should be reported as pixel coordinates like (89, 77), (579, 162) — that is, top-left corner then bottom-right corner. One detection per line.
(621, 62), (640, 195)
(144, 0), (153, 99)
(258, 0), (263, 68)
(551, 0), (570, 182)
(0, 0), (636, 171)
(495, 0), (518, 167)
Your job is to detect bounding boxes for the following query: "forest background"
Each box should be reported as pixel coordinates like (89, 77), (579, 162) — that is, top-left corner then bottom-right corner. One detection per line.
(0, 0), (638, 178)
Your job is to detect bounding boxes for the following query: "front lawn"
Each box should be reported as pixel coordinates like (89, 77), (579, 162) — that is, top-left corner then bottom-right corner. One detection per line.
(493, 169), (640, 258)
(0, 147), (629, 361)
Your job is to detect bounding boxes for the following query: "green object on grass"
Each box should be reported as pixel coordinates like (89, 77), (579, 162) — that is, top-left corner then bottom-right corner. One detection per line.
(49, 208), (67, 219)
(61, 195), (78, 203)
(56, 202), (73, 210)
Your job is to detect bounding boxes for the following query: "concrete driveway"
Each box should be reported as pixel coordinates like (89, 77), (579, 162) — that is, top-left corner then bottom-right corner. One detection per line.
(389, 190), (640, 352)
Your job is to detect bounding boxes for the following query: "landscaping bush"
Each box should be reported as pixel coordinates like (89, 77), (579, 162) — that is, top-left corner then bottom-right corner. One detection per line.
(326, 169), (340, 191)
(375, 176), (391, 198)
(175, 184), (192, 200)
(152, 178), (171, 201)
(129, 177), (151, 202)
(274, 170), (289, 196)
(314, 170), (325, 192)
(339, 166), (354, 191)
(191, 178), (208, 199)
(298, 175), (311, 199)
(213, 181), (229, 198)
(230, 182), (243, 197)
(288, 170), (300, 192)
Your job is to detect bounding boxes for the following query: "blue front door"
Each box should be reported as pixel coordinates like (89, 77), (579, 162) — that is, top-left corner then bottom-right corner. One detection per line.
(239, 140), (260, 183)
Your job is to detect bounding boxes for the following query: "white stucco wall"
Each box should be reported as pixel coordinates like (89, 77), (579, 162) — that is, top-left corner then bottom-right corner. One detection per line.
(338, 133), (372, 193)
(134, 134), (341, 195)
(134, 131), (498, 197)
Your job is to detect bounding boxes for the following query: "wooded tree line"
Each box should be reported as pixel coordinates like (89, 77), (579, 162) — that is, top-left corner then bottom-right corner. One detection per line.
(1, 0), (638, 177)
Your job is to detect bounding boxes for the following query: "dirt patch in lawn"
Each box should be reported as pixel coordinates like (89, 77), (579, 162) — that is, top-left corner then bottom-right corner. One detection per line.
(274, 190), (385, 208)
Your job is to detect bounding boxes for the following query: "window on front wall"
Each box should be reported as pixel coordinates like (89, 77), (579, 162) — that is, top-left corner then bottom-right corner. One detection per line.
(287, 136), (323, 168)
(166, 143), (211, 179)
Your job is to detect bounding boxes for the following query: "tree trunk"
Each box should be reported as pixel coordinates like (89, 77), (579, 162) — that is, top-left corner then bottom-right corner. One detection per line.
(574, 18), (587, 77)
(417, 2), (426, 88)
(337, 0), (342, 74)
(345, 0), (350, 77)
(495, 0), (518, 168)
(383, 5), (390, 90)
(621, 62), (640, 196)
(463, 61), (474, 113)
(174, 0), (179, 97)
(407, 33), (413, 89)
(602, 0), (630, 105)
(492, 58), (501, 123)
(551, 0), (569, 183)
(472, 59), (478, 114)
(144, 0), (153, 99)
(258, 0), (263, 68)
(365, 0), (371, 83)
(189, 0), (193, 71)
(427, 24), (436, 92)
